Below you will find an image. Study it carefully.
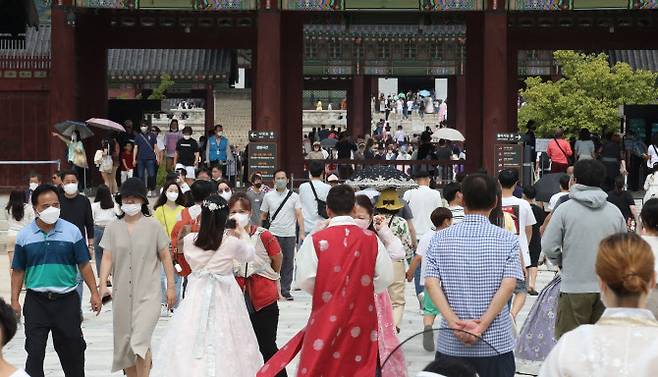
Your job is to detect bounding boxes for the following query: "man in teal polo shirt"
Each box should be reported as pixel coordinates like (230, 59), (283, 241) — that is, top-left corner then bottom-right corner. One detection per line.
(10, 184), (102, 377)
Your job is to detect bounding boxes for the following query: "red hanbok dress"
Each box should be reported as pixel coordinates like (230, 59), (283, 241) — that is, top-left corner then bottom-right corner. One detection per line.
(258, 223), (382, 377)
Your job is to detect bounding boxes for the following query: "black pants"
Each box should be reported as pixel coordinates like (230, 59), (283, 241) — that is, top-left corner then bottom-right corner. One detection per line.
(250, 302), (287, 377)
(435, 351), (515, 377)
(629, 155), (643, 191)
(24, 290), (86, 377)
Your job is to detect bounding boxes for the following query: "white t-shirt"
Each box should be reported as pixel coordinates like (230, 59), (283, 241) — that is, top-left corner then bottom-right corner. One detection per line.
(501, 195), (537, 268)
(641, 235), (658, 273)
(547, 192), (569, 212)
(403, 185), (443, 240)
(261, 189), (302, 237)
(7, 204), (35, 234)
(648, 144), (658, 168)
(417, 230), (436, 282)
(91, 201), (120, 227)
(298, 180), (331, 234)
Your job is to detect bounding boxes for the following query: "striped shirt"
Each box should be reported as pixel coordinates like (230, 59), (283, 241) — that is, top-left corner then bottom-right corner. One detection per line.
(12, 219), (90, 293)
(425, 214), (523, 357)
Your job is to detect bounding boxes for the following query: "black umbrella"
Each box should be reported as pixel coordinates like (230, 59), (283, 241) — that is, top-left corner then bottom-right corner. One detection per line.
(534, 173), (567, 202)
(345, 165), (417, 190)
(54, 120), (94, 139)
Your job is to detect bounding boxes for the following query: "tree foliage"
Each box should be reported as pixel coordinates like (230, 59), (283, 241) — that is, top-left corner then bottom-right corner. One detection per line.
(518, 50), (658, 137)
(148, 74), (175, 100)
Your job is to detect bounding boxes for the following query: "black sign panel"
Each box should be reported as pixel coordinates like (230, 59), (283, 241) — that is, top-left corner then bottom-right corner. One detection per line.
(495, 143), (524, 183)
(248, 142), (277, 181)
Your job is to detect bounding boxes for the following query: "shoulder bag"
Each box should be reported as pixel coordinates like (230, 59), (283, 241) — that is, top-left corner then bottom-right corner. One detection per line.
(264, 190), (293, 229)
(309, 182), (328, 219)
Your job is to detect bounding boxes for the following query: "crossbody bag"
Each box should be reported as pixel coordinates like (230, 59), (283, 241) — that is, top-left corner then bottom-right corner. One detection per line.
(263, 190), (293, 229)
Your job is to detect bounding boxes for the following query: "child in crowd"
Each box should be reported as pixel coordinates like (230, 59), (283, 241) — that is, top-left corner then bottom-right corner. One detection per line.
(406, 207), (453, 352)
(120, 142), (134, 184)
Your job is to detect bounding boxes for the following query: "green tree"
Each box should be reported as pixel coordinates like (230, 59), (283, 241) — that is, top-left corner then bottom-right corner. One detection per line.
(518, 50), (658, 137)
(148, 74), (175, 100)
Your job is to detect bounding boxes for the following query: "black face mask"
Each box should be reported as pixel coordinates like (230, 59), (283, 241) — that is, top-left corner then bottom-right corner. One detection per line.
(254, 182), (262, 188)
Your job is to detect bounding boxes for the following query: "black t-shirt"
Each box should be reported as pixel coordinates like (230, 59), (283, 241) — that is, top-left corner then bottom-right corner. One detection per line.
(607, 190), (634, 220)
(176, 138), (199, 166)
(436, 146), (452, 160)
(529, 204), (546, 255)
(335, 141), (357, 159)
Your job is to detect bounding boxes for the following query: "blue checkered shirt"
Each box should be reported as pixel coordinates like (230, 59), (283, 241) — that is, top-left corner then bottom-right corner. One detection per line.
(425, 214), (523, 357)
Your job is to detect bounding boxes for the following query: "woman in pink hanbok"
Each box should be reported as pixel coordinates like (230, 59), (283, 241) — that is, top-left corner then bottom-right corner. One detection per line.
(353, 195), (408, 377)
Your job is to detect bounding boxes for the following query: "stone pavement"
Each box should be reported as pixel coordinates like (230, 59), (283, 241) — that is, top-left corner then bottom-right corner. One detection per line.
(0, 244), (552, 376)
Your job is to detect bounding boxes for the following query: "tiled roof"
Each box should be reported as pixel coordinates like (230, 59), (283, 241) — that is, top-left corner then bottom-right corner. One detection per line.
(107, 49), (231, 80)
(0, 24), (51, 58)
(608, 50), (658, 72)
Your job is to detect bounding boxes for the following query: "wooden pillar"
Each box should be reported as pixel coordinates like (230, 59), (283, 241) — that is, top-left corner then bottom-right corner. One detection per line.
(205, 83), (215, 131)
(464, 13), (484, 173)
(507, 45), (519, 135)
(481, 11), (508, 175)
(349, 75), (371, 138)
(281, 12), (304, 179)
(253, 10), (282, 170)
(49, 7), (78, 165)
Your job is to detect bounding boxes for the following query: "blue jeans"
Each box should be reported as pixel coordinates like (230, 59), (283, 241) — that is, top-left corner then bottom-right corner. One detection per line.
(93, 226), (105, 276)
(414, 260), (423, 296)
(136, 159), (156, 190)
(160, 264), (182, 308)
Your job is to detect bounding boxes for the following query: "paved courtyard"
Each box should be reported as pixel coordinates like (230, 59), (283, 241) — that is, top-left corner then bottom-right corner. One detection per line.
(0, 249), (552, 377)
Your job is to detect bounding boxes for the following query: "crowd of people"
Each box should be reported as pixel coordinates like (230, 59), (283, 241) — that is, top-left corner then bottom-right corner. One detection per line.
(4, 122), (658, 377)
(374, 92), (448, 123)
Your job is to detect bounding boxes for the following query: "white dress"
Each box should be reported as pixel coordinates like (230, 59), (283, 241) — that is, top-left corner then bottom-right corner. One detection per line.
(152, 233), (263, 377)
(539, 308), (658, 377)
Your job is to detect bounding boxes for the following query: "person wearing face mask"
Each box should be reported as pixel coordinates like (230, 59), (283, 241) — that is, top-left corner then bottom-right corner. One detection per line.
(153, 182), (187, 316)
(206, 124), (230, 176)
(217, 180), (233, 202)
(228, 193), (286, 377)
(5, 190), (35, 272)
(246, 173), (271, 226)
(259, 185), (393, 377)
(25, 173), (41, 204)
(210, 165), (223, 182)
(260, 170), (305, 301)
(298, 161), (331, 238)
(164, 119), (182, 172)
(59, 170), (94, 306)
(352, 195), (407, 377)
(98, 178), (177, 377)
(132, 122), (159, 197)
(306, 141), (327, 160)
(52, 130), (88, 192)
(11, 184), (102, 377)
(173, 126), (199, 181)
(169, 180), (216, 295)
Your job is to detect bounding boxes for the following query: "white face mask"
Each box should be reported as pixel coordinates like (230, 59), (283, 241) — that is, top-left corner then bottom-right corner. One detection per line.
(63, 183), (78, 195)
(354, 218), (371, 230)
(166, 192), (179, 202)
(71, 134), (77, 142)
(121, 203), (142, 217)
(140, 127), (148, 133)
(183, 135), (191, 140)
(220, 191), (232, 202)
(37, 206), (60, 225)
(230, 213), (250, 228)
(29, 182), (38, 191)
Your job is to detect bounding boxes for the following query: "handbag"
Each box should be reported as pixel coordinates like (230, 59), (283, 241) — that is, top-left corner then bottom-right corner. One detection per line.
(309, 181), (328, 219)
(264, 190), (293, 229)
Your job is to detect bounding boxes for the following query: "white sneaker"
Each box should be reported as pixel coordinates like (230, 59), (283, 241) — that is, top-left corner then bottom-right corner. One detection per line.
(160, 304), (169, 318)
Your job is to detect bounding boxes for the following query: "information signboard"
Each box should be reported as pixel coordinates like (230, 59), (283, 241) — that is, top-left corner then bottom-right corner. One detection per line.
(248, 142), (277, 182)
(494, 143), (524, 184)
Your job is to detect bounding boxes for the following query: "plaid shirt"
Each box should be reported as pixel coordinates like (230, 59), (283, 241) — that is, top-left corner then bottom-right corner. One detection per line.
(425, 214), (523, 357)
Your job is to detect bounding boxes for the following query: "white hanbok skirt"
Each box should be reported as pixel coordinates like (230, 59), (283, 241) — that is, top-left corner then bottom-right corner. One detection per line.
(152, 272), (264, 377)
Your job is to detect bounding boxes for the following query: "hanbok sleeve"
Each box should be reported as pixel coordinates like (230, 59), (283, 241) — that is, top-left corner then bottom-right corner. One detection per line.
(229, 235), (256, 264)
(373, 243), (394, 294)
(538, 338), (565, 377)
(377, 227), (405, 261)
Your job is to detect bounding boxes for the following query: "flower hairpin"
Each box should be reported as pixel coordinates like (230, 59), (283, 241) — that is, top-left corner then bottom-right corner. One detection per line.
(202, 200), (226, 212)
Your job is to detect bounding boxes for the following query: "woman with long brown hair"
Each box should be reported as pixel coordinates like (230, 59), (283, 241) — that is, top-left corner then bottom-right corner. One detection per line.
(540, 233), (658, 376)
